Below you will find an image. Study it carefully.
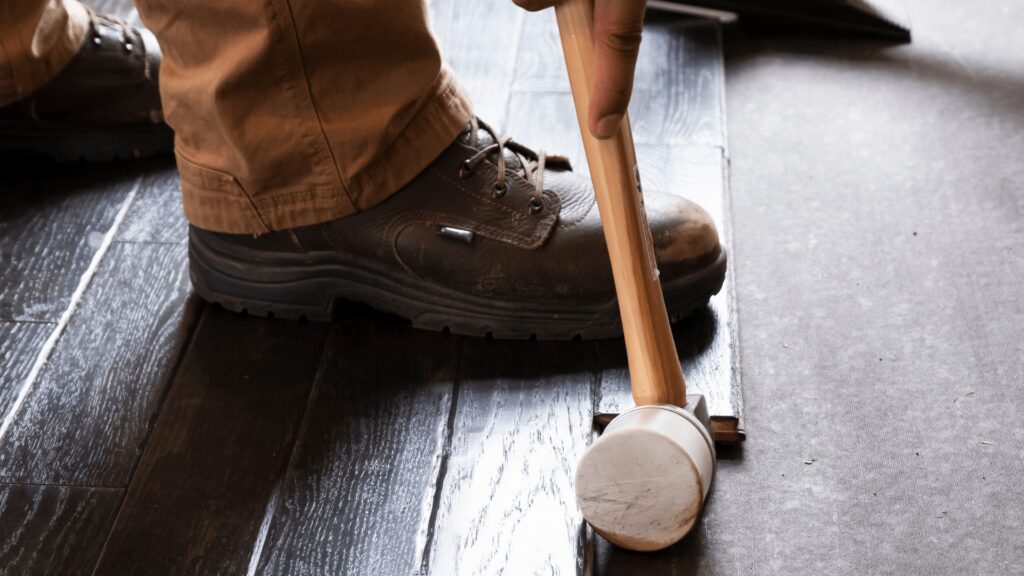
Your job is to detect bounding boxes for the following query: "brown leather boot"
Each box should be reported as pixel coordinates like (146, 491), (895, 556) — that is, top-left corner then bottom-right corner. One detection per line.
(188, 119), (726, 340)
(0, 9), (171, 162)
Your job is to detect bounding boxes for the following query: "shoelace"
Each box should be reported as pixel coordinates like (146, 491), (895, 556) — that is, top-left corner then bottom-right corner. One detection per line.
(88, 9), (134, 53)
(459, 118), (562, 214)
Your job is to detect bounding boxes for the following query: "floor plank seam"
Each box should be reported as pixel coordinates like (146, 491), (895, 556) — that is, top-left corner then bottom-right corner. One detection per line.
(0, 175), (143, 445)
(243, 326), (333, 576)
(84, 300), (207, 576)
(414, 336), (464, 576)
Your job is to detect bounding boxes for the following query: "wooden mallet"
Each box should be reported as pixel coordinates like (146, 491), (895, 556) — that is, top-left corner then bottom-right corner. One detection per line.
(555, 0), (716, 552)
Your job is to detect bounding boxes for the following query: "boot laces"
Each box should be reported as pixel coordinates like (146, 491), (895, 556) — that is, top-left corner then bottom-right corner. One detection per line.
(460, 118), (568, 214)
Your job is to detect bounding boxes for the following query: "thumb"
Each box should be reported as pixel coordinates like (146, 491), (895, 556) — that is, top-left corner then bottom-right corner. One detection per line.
(589, 0), (645, 139)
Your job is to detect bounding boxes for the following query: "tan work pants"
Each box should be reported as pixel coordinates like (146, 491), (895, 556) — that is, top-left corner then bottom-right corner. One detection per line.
(0, 0), (474, 233)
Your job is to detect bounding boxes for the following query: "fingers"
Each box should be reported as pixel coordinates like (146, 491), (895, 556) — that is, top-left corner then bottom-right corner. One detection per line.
(590, 0), (646, 139)
(512, 0), (558, 12)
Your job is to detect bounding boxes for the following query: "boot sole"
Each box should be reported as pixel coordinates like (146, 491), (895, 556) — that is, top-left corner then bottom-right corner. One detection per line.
(188, 231), (728, 341)
(0, 124), (173, 163)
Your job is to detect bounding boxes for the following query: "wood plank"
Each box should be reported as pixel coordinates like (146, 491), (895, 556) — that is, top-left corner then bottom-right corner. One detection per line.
(628, 19), (724, 147)
(92, 307), (328, 576)
(83, 0), (140, 24)
(0, 484), (122, 576)
(0, 242), (199, 485)
(0, 322), (50, 422)
(506, 91), (587, 175)
(254, 313), (458, 576)
(510, 12), (723, 148)
(510, 9), (571, 94)
(596, 146), (744, 441)
(425, 338), (594, 575)
(509, 12), (741, 437)
(117, 165), (188, 244)
(429, 0), (525, 129)
(0, 165), (141, 322)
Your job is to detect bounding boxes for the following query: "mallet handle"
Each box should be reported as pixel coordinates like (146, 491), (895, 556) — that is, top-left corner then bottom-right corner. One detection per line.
(555, 0), (687, 408)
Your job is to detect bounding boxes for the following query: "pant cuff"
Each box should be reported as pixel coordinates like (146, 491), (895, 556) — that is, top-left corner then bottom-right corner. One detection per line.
(180, 64), (474, 234)
(0, 0), (89, 106)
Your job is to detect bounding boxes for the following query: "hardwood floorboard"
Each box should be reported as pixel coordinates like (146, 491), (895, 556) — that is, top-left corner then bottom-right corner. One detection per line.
(92, 307), (328, 576)
(0, 484), (122, 576)
(429, 0), (525, 129)
(596, 145), (743, 440)
(425, 338), (595, 576)
(0, 243), (198, 486)
(509, 13), (723, 148)
(84, 0), (139, 23)
(255, 313), (459, 576)
(0, 165), (142, 322)
(506, 91), (587, 175)
(117, 164), (188, 244)
(0, 322), (50, 424)
(628, 19), (724, 148)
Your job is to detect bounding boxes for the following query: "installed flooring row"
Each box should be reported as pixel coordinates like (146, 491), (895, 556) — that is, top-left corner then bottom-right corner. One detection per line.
(0, 1), (737, 574)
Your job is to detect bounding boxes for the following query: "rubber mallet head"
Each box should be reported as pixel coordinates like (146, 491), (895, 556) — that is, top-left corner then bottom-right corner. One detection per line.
(555, 0), (718, 553)
(575, 396), (715, 551)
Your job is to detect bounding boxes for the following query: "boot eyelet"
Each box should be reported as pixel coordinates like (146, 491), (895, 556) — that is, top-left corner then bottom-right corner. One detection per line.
(493, 183), (507, 198)
(459, 159), (473, 178)
(528, 198), (544, 214)
(92, 36), (103, 47)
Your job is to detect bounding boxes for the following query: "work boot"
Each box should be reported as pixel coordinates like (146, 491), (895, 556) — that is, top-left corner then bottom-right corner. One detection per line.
(0, 9), (171, 162)
(188, 118), (727, 340)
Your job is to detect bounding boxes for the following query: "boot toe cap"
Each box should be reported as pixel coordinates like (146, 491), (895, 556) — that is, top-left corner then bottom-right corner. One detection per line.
(647, 191), (721, 267)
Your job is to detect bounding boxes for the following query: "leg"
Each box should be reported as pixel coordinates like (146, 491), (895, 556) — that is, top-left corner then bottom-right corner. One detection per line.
(145, 0), (725, 338)
(0, 0), (88, 106)
(135, 0), (474, 233)
(0, 1), (171, 161)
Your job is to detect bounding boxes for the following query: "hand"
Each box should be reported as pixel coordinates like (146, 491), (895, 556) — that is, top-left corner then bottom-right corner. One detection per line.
(514, 0), (646, 139)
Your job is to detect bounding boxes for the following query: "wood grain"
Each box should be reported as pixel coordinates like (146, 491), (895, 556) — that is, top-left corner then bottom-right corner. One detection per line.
(117, 165), (188, 244)
(0, 484), (122, 576)
(0, 243), (199, 485)
(510, 9), (571, 94)
(83, 0), (140, 24)
(92, 307), (328, 576)
(425, 338), (594, 575)
(506, 91), (587, 175)
(254, 314), (459, 576)
(0, 322), (50, 422)
(510, 13), (723, 148)
(0, 166), (140, 322)
(429, 0), (525, 128)
(628, 19), (724, 147)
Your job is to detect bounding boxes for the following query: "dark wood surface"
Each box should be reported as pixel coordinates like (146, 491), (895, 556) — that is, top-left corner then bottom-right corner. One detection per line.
(255, 314), (458, 576)
(0, 0), (737, 574)
(0, 166), (141, 322)
(0, 243), (197, 486)
(0, 484), (122, 576)
(0, 322), (49, 421)
(426, 338), (594, 575)
(92, 308), (328, 576)
(4, 0), (1019, 574)
(117, 165), (189, 244)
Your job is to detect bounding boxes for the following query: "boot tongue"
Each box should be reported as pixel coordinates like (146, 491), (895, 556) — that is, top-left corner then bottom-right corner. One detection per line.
(460, 124), (527, 175)
(457, 121), (574, 177)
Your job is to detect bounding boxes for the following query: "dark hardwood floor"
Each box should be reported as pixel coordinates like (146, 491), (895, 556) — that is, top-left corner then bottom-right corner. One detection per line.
(8, 0), (1023, 574)
(0, 1), (739, 574)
